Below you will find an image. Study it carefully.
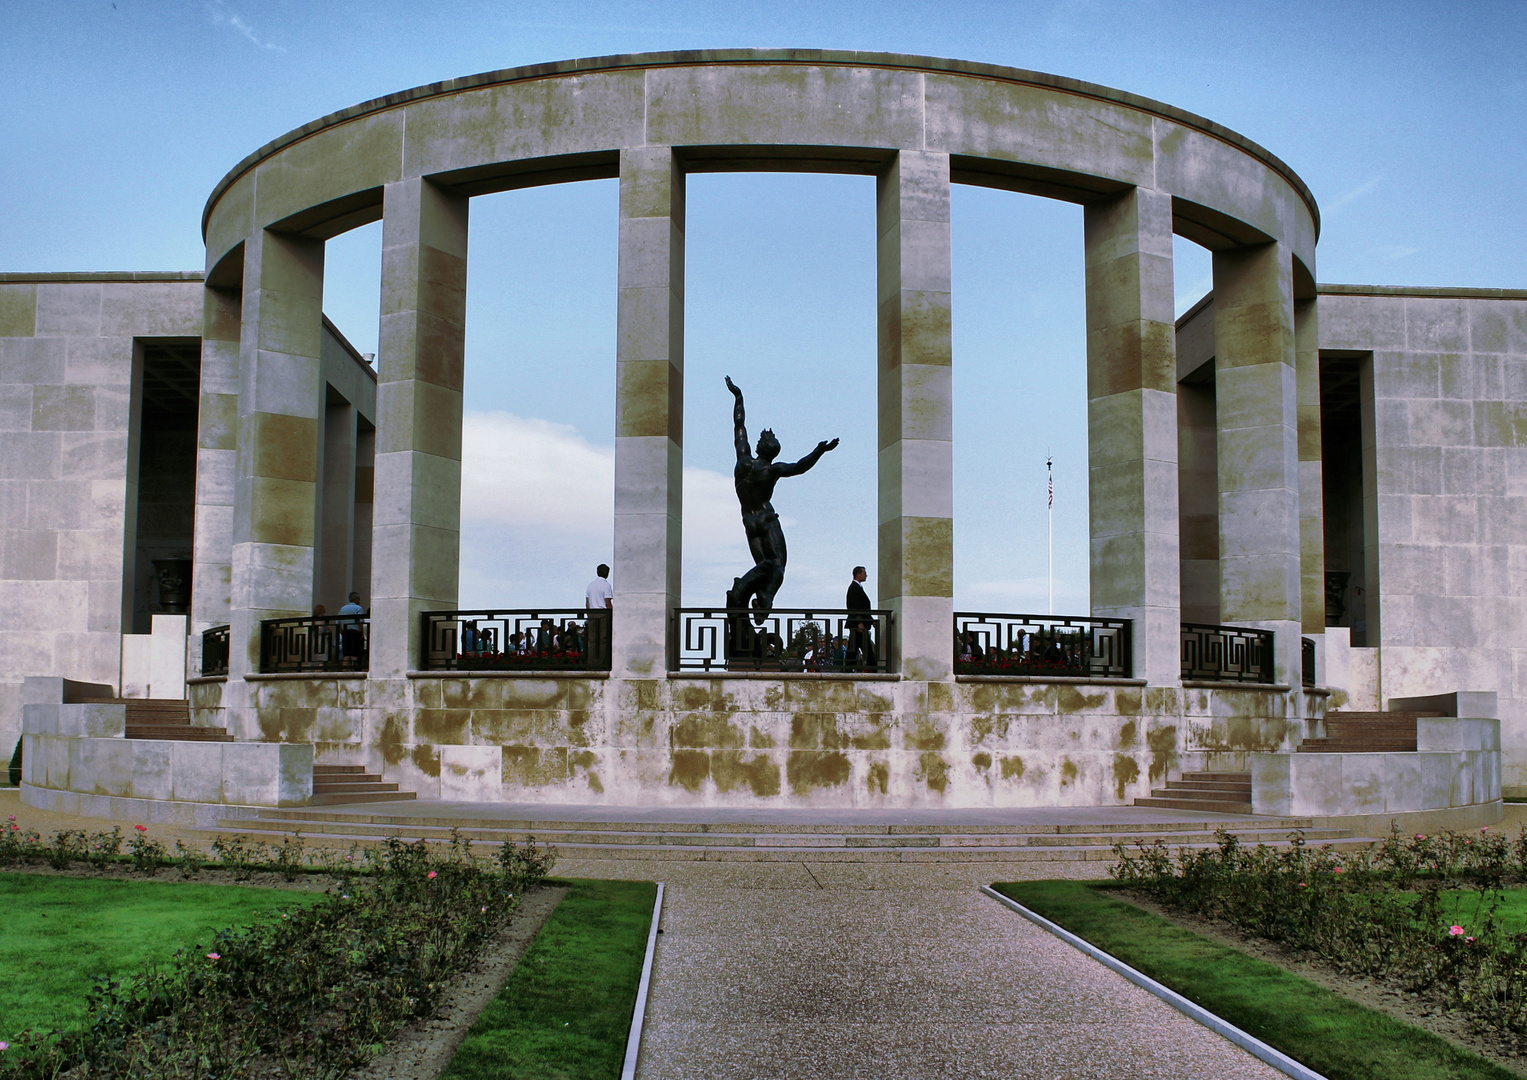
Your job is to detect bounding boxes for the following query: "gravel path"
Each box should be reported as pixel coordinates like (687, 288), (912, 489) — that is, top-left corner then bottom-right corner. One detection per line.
(621, 864), (1285, 1080)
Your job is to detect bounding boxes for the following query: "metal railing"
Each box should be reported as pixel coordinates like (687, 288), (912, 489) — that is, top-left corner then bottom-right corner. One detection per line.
(953, 613), (1132, 679)
(1180, 623), (1275, 684)
(1302, 637), (1316, 688)
(421, 609), (611, 671)
(259, 615), (369, 674)
(201, 625), (230, 676)
(671, 607), (894, 673)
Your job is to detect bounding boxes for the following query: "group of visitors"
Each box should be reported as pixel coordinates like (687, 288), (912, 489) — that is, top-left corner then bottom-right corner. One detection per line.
(956, 628), (1087, 669)
(310, 591), (368, 667)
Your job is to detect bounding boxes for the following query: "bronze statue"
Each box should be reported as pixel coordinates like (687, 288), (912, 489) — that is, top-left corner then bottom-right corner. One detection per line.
(724, 376), (838, 621)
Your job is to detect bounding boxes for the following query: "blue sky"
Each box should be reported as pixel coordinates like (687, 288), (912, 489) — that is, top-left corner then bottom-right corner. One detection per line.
(3, 1), (1524, 612)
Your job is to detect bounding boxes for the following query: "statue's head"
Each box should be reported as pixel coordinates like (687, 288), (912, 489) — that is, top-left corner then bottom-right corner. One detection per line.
(756, 429), (780, 462)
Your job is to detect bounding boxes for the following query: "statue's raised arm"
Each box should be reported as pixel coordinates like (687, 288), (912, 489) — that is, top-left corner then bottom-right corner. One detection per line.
(775, 437), (839, 477)
(725, 376), (750, 461)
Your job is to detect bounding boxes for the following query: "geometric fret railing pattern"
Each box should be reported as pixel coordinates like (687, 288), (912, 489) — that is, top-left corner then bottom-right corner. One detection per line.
(953, 613), (1132, 679)
(421, 609), (611, 671)
(1180, 622), (1275, 684)
(671, 607), (894, 673)
(259, 615), (369, 674)
(201, 624), (230, 676)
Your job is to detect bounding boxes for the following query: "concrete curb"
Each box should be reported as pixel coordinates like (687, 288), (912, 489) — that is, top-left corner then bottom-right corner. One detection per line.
(980, 885), (1327, 1080)
(621, 882), (665, 1080)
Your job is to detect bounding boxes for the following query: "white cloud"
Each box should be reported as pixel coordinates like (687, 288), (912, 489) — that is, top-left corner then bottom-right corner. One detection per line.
(1328, 176), (1382, 212)
(206, 2), (284, 50)
(461, 412), (612, 531)
(1378, 244), (1422, 260)
(459, 412), (748, 601)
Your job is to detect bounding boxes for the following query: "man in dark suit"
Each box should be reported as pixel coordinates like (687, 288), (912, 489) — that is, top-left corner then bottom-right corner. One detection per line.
(846, 566), (876, 671)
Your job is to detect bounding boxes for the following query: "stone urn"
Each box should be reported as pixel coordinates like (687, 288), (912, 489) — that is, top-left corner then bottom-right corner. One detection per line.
(152, 559), (192, 614)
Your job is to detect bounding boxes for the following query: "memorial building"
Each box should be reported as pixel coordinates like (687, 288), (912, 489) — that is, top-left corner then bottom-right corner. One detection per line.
(4, 51), (1520, 826)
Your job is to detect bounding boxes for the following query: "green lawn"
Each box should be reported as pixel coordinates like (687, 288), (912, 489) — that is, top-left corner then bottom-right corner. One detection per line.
(996, 881), (1522, 1080)
(0, 871), (324, 1040)
(441, 878), (657, 1080)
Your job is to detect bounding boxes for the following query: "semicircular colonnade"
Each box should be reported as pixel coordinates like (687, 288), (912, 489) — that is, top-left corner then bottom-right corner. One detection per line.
(189, 49), (1325, 807)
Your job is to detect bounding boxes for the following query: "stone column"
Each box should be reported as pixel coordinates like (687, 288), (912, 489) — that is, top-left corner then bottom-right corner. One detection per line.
(317, 399), (357, 609)
(189, 282), (240, 673)
(228, 231), (326, 679)
(1212, 242), (1302, 684)
(1083, 187), (1181, 685)
(372, 177), (469, 677)
(613, 147), (684, 677)
(877, 151), (953, 682)
(1295, 297), (1325, 636)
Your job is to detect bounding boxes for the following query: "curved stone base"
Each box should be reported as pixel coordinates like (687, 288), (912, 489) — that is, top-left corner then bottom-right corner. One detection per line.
(21, 782), (270, 827)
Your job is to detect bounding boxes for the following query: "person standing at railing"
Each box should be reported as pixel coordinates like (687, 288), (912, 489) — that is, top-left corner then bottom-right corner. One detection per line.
(846, 565), (876, 671)
(338, 592), (366, 670)
(584, 563), (613, 667)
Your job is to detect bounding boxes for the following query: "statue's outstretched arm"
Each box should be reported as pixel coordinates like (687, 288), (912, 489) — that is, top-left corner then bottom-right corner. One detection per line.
(725, 376), (750, 460)
(776, 437), (839, 476)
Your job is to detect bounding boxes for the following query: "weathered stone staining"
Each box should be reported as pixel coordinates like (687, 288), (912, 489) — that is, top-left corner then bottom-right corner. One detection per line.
(2, 51), (1524, 820)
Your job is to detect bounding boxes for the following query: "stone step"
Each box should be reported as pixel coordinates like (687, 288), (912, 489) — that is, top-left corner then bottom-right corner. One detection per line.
(1133, 796), (1255, 814)
(312, 781), (402, 795)
(125, 725), (233, 741)
(1160, 780), (1253, 794)
(1298, 741), (1416, 753)
(231, 809), (1316, 836)
(1178, 771), (1251, 783)
(185, 825), (1380, 863)
(200, 817), (1352, 850)
(309, 790), (418, 805)
(1325, 711), (1441, 720)
(313, 764), (370, 774)
(78, 697), (192, 724)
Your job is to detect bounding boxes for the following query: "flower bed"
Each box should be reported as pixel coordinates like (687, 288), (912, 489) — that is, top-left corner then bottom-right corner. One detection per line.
(0, 823), (555, 1079)
(1112, 825), (1527, 1043)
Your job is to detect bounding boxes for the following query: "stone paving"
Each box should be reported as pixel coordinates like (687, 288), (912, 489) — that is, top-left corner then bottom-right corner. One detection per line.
(560, 858), (1285, 1080)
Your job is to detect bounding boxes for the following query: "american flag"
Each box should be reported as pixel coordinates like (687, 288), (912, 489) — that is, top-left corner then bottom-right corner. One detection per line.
(1046, 455), (1053, 510)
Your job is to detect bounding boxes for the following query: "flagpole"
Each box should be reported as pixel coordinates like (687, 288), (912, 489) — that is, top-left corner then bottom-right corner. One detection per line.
(1046, 454), (1054, 615)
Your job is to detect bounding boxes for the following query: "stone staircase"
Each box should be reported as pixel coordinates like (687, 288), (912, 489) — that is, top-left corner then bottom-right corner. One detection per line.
(192, 806), (1375, 863)
(1297, 710), (1438, 753)
(311, 764), (416, 806)
(1134, 770), (1252, 814)
(81, 697), (234, 742)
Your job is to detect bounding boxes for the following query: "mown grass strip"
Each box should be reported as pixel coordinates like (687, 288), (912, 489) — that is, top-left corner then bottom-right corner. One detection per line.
(440, 878), (658, 1080)
(995, 881), (1522, 1080)
(0, 871), (324, 1039)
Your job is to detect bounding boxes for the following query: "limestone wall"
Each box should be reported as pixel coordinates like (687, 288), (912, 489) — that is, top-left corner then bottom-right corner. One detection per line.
(1252, 716), (1501, 818)
(190, 674), (1310, 808)
(1319, 287), (1527, 792)
(0, 273), (204, 765)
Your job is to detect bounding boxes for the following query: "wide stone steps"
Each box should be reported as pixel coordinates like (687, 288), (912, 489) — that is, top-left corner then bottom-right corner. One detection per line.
(1297, 709), (1439, 753)
(1134, 770), (1252, 815)
(311, 764), (415, 806)
(192, 808), (1373, 863)
(124, 724), (233, 742)
(78, 696), (237, 742)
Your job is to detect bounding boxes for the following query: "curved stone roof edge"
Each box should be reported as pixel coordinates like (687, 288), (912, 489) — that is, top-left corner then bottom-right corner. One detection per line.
(201, 48), (1320, 240)
(1319, 283), (1527, 300)
(0, 271), (205, 283)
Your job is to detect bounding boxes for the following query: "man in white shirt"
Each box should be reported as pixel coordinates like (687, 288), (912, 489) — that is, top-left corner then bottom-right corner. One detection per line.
(337, 591), (366, 668)
(585, 564), (613, 667)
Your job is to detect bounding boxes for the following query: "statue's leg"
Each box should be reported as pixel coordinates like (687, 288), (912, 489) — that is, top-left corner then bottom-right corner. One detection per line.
(753, 561), (785, 621)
